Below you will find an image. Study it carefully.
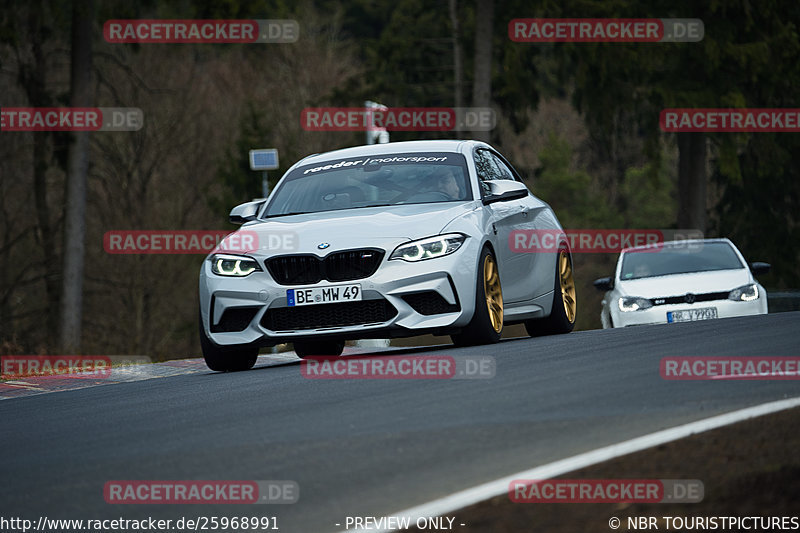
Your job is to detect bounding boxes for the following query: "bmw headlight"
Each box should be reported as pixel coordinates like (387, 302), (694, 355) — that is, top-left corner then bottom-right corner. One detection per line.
(728, 284), (759, 301)
(211, 254), (262, 277)
(618, 296), (653, 312)
(389, 234), (466, 262)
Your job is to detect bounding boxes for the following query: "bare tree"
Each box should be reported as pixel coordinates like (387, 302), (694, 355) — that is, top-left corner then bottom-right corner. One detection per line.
(471, 0), (493, 142)
(60, 0), (94, 352)
(13, 0), (63, 337)
(449, 0), (463, 112)
(677, 133), (707, 233)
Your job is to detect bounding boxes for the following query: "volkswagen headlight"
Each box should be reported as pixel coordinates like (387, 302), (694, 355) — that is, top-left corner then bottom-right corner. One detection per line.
(618, 296), (653, 312)
(211, 254), (262, 277)
(389, 234), (466, 262)
(728, 284), (759, 302)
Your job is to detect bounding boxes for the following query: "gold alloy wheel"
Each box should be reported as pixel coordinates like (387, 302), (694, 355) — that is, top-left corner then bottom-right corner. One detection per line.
(483, 254), (504, 333)
(558, 250), (577, 323)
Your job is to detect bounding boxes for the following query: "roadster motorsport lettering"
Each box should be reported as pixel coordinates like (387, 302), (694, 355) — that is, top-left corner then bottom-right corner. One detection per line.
(302, 156), (448, 174)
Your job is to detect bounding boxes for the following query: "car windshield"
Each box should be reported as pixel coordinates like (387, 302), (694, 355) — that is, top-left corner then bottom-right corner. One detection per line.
(620, 241), (745, 280)
(262, 152), (471, 217)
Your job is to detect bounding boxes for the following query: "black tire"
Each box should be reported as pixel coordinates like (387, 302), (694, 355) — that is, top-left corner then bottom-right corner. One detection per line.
(293, 340), (345, 358)
(525, 247), (576, 337)
(199, 312), (258, 372)
(451, 247), (503, 347)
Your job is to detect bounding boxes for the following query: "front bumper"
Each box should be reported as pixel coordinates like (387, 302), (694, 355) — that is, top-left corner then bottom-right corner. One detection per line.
(611, 295), (767, 328)
(198, 240), (481, 347)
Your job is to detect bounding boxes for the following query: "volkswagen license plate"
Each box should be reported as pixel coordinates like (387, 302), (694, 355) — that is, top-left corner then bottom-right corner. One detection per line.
(667, 307), (718, 323)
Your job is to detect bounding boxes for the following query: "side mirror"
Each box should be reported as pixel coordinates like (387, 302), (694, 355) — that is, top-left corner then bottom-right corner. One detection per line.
(482, 180), (529, 205)
(229, 199), (265, 224)
(593, 277), (614, 292)
(749, 261), (771, 276)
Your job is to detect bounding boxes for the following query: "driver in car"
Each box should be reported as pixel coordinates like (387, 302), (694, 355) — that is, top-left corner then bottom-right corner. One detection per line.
(427, 167), (462, 200)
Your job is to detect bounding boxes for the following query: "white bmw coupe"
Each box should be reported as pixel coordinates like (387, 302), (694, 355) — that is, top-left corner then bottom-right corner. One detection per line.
(198, 140), (576, 371)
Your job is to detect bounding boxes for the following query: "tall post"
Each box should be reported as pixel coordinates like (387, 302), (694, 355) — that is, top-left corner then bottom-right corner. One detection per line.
(60, 0), (95, 352)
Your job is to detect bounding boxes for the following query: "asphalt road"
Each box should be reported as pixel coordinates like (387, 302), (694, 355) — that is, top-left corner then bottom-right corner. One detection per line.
(2, 312), (799, 532)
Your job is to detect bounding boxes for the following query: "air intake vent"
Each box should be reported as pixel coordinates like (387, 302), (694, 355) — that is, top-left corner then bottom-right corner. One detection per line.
(402, 292), (461, 315)
(261, 299), (397, 331)
(211, 307), (260, 333)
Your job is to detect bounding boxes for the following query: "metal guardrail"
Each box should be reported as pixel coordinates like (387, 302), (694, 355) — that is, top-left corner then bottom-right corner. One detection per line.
(768, 291), (800, 313)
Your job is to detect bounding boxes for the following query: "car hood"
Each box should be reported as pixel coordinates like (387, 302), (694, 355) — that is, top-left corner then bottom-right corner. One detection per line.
(617, 269), (753, 298)
(234, 202), (474, 255)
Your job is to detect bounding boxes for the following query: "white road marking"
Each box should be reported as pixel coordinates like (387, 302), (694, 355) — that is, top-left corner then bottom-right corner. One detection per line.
(354, 396), (800, 533)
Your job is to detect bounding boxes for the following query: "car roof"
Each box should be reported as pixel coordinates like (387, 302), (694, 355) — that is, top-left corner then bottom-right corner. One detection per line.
(621, 237), (734, 254)
(295, 140), (486, 167)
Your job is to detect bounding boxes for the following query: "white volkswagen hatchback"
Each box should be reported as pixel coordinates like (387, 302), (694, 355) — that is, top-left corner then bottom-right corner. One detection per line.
(199, 140), (576, 371)
(594, 238), (769, 328)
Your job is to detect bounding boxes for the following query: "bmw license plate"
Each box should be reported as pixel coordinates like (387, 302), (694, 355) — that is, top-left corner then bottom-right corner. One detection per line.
(287, 284), (361, 307)
(667, 307), (718, 323)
